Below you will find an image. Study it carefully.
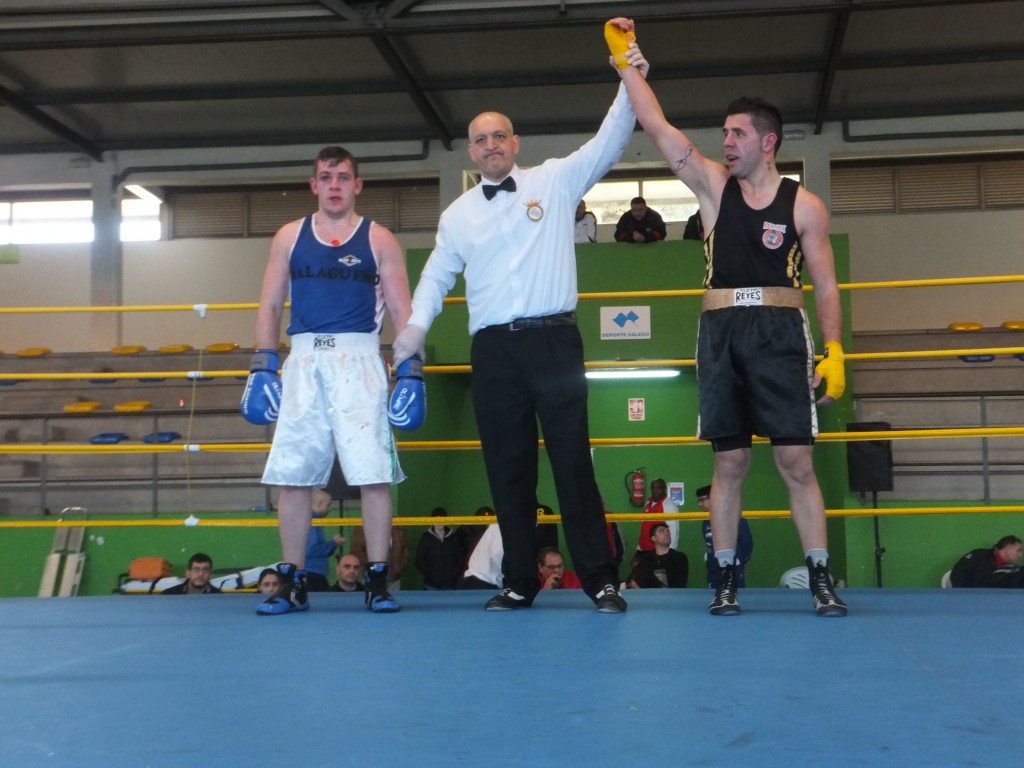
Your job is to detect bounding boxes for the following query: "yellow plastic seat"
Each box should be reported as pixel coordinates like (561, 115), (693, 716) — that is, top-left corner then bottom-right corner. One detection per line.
(114, 400), (152, 413)
(206, 342), (238, 353)
(948, 322), (983, 332)
(159, 344), (193, 354)
(63, 401), (102, 414)
(112, 345), (147, 355)
(16, 347), (52, 357)
(1001, 320), (1024, 331)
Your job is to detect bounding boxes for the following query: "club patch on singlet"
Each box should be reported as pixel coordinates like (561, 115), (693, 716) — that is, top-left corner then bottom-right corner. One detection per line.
(733, 288), (763, 306)
(762, 222), (787, 250)
(338, 254), (362, 266)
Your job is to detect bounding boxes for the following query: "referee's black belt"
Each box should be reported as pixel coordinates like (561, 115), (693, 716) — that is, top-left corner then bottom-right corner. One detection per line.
(491, 311), (577, 332)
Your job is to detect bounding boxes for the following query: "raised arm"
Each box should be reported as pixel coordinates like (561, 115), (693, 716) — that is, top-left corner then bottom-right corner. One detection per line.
(607, 18), (724, 206)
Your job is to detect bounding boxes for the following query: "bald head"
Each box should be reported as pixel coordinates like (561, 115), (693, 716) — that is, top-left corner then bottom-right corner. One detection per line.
(467, 111), (520, 182)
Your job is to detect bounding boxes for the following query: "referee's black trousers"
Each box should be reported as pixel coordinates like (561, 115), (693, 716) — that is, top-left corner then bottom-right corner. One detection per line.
(470, 322), (615, 599)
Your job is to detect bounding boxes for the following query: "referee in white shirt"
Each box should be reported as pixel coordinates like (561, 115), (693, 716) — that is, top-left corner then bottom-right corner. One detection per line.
(394, 62), (640, 614)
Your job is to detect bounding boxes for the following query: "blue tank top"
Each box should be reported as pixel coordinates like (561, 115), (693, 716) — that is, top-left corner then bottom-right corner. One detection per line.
(286, 216), (383, 335)
(704, 177), (804, 289)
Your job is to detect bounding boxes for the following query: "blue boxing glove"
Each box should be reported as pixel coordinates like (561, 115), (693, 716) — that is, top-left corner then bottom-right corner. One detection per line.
(388, 355), (426, 430)
(240, 349), (282, 425)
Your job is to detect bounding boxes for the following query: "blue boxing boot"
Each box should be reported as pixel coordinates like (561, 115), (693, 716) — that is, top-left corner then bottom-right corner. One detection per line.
(364, 562), (400, 613)
(256, 563), (309, 615)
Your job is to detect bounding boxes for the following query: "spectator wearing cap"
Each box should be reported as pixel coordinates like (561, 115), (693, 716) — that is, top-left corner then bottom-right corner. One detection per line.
(415, 507), (465, 590)
(697, 484), (754, 588)
(632, 522), (688, 587)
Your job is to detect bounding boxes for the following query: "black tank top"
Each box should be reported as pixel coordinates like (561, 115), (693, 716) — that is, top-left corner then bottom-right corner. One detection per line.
(704, 176), (803, 289)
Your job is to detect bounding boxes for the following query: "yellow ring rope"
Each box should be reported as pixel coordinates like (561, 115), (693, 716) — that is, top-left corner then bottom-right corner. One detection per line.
(1, 426), (1023, 455)
(0, 274), (1023, 315)
(2, 505), (1022, 529)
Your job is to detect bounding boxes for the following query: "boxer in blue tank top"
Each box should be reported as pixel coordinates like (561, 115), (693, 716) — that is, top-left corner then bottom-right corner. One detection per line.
(614, 25), (847, 618)
(251, 146), (413, 615)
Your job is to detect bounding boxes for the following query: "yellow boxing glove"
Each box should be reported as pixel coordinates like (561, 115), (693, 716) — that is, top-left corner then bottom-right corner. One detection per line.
(604, 20), (635, 69)
(814, 341), (846, 403)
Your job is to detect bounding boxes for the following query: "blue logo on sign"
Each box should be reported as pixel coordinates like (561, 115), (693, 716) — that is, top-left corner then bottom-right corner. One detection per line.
(613, 311), (640, 327)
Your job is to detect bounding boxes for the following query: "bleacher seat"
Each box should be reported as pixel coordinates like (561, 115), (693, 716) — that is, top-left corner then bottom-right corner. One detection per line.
(16, 347), (52, 357)
(114, 400), (151, 413)
(112, 345), (146, 355)
(159, 344), (193, 354)
(91, 432), (128, 444)
(63, 401), (102, 414)
(206, 342), (238, 353)
(142, 431), (181, 444)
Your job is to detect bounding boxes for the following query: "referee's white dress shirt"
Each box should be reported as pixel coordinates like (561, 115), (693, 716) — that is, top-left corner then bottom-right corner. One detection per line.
(409, 83), (636, 336)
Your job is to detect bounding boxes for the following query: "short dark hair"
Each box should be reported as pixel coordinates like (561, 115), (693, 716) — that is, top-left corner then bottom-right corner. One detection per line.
(314, 146), (359, 177)
(630, 196), (647, 206)
(188, 552), (212, 569)
(695, 485), (712, 499)
(537, 546), (563, 566)
(430, 506), (448, 517)
(995, 535), (1022, 549)
(649, 521), (669, 539)
(726, 96), (783, 156)
(257, 567), (278, 584)
(475, 506), (494, 516)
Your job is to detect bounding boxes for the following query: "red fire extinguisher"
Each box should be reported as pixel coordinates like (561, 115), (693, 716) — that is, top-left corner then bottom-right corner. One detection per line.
(624, 467), (646, 508)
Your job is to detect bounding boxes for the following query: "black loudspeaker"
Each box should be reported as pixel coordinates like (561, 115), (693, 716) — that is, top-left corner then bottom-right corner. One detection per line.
(324, 456), (361, 501)
(846, 422), (894, 493)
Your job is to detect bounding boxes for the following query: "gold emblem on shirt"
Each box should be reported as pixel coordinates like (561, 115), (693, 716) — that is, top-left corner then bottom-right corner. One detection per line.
(525, 200), (544, 222)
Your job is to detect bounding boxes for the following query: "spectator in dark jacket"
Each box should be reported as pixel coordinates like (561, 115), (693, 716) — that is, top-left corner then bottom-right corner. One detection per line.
(950, 535), (1023, 588)
(614, 196), (666, 243)
(415, 508), (465, 590)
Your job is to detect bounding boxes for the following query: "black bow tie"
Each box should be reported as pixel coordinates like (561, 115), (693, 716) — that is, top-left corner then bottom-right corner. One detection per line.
(482, 177), (516, 200)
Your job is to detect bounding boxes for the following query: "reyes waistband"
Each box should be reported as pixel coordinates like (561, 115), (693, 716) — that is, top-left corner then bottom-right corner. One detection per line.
(701, 287), (804, 311)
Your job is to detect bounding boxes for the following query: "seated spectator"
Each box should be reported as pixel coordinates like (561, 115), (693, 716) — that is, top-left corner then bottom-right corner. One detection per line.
(415, 507), (464, 590)
(950, 535), (1024, 588)
(331, 554), (365, 592)
(256, 568), (281, 595)
(614, 196), (666, 244)
(305, 488), (345, 592)
(574, 199), (597, 244)
(623, 559), (664, 590)
(351, 522), (408, 592)
(635, 478), (679, 561)
(682, 211), (705, 241)
(606, 510), (625, 581)
(697, 483), (754, 588)
(537, 546), (582, 590)
(535, 503), (559, 554)
(459, 523), (503, 590)
(633, 522), (688, 587)
(162, 552), (221, 594)
(454, 505), (494, 571)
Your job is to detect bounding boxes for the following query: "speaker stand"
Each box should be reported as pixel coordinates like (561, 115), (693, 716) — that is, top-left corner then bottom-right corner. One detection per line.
(870, 490), (885, 588)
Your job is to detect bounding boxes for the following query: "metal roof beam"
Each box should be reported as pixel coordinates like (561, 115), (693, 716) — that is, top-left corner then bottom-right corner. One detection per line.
(0, 82), (103, 160)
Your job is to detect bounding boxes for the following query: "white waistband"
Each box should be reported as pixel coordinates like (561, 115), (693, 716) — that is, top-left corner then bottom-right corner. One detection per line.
(289, 332), (381, 354)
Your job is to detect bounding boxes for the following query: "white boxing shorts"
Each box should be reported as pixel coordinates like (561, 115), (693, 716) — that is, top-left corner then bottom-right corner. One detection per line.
(261, 332), (404, 488)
